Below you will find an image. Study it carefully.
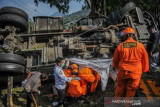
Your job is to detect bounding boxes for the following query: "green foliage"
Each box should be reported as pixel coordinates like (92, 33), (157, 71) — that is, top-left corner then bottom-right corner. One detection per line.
(28, 18), (33, 27)
(63, 10), (90, 24)
(34, 0), (81, 13)
(34, 0), (158, 17)
(27, 18), (34, 33)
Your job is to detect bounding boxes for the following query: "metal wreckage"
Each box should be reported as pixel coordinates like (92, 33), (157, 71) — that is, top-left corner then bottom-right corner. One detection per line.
(0, 2), (160, 106)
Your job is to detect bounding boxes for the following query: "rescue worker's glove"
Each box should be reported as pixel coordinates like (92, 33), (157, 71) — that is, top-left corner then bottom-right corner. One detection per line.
(65, 58), (70, 68)
(21, 79), (27, 87)
(52, 102), (58, 106)
(75, 77), (81, 81)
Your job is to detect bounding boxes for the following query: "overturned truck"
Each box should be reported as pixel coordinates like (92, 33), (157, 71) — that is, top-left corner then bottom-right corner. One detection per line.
(0, 2), (157, 68)
(20, 2), (158, 67)
(0, 2), (160, 106)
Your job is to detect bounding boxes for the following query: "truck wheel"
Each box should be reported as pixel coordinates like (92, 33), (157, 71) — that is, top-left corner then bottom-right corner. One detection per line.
(0, 53), (25, 66)
(0, 6), (28, 21)
(0, 63), (25, 75)
(120, 2), (136, 21)
(0, 14), (28, 32)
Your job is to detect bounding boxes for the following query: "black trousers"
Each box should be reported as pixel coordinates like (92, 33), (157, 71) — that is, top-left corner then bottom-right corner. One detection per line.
(27, 92), (39, 107)
(56, 88), (66, 106)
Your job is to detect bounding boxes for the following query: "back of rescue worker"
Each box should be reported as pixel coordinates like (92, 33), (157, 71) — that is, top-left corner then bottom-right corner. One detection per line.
(113, 27), (149, 98)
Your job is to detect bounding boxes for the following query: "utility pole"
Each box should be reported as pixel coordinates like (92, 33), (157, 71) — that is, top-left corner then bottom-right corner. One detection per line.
(104, 0), (106, 16)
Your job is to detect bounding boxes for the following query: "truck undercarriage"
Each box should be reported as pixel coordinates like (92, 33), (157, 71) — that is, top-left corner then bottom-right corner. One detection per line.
(0, 2), (160, 107)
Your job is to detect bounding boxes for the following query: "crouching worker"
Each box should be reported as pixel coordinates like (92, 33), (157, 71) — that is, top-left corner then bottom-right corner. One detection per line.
(23, 71), (48, 107)
(66, 64), (82, 98)
(79, 67), (100, 96)
(54, 57), (75, 107)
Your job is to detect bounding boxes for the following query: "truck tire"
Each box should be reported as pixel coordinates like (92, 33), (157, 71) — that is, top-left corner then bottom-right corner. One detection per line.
(0, 6), (28, 21)
(0, 63), (25, 75)
(120, 2), (136, 21)
(0, 14), (28, 32)
(0, 53), (25, 66)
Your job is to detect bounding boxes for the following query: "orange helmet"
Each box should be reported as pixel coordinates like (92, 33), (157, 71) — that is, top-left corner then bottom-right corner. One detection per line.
(73, 69), (78, 73)
(70, 64), (78, 69)
(123, 27), (135, 36)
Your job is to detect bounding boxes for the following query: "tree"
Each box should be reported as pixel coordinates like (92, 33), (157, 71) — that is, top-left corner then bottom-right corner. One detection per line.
(34, 0), (159, 18)
(34, 0), (82, 13)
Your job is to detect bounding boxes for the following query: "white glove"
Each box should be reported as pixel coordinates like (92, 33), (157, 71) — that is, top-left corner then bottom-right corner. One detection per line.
(22, 79), (27, 87)
(52, 102), (58, 106)
(38, 90), (41, 95)
(75, 77), (81, 81)
(65, 59), (70, 68)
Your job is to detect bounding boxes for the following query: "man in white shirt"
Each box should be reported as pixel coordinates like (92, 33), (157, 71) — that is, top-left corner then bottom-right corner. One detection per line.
(54, 57), (74, 106)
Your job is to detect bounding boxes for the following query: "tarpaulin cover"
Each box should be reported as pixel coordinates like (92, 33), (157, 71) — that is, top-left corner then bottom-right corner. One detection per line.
(68, 58), (117, 91)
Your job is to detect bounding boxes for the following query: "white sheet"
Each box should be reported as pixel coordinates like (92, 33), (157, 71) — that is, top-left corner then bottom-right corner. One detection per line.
(68, 58), (117, 91)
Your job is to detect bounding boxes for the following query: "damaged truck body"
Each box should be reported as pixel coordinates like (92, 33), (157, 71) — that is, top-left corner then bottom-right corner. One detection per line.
(0, 2), (157, 68)
(0, 2), (160, 106)
(0, 2), (157, 83)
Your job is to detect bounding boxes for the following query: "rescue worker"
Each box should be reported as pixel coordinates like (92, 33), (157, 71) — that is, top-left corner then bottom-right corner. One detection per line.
(113, 27), (149, 98)
(147, 25), (160, 72)
(67, 64), (82, 98)
(79, 67), (100, 95)
(70, 64), (79, 77)
(54, 57), (76, 107)
(23, 71), (48, 107)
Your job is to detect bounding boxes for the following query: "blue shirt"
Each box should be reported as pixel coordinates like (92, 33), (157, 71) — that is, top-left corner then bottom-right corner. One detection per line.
(54, 65), (72, 90)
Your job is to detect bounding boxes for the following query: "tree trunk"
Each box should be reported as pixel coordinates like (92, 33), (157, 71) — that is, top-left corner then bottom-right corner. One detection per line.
(85, 0), (91, 9)
(104, 0), (106, 16)
(7, 76), (13, 107)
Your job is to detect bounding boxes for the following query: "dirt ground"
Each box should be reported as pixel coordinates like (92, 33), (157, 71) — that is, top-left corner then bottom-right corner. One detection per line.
(0, 78), (115, 107)
(1, 69), (159, 107)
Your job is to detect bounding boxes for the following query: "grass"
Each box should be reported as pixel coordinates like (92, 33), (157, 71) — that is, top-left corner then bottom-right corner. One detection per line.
(0, 83), (53, 107)
(0, 80), (115, 107)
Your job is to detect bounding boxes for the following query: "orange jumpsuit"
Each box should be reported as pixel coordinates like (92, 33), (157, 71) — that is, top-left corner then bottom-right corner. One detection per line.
(113, 37), (149, 97)
(91, 70), (100, 92)
(64, 68), (83, 97)
(79, 67), (100, 95)
(68, 79), (83, 97)
(64, 69), (72, 77)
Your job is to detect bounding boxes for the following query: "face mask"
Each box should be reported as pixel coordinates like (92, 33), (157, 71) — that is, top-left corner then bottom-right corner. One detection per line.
(61, 63), (65, 68)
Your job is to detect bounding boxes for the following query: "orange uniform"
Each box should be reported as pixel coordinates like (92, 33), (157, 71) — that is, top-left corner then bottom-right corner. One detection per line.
(91, 69), (100, 92)
(79, 67), (95, 95)
(64, 65), (100, 97)
(67, 80), (83, 97)
(64, 65), (83, 98)
(113, 37), (149, 97)
(79, 67), (100, 95)
(64, 69), (72, 77)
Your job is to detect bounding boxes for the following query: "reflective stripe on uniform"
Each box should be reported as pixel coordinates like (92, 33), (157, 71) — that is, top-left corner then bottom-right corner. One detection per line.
(31, 93), (37, 107)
